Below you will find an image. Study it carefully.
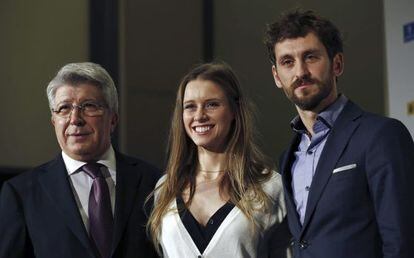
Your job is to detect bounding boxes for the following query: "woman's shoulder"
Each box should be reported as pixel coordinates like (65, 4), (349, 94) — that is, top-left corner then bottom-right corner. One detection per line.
(153, 174), (167, 201)
(261, 170), (283, 196)
(254, 170), (287, 228)
(155, 174), (167, 188)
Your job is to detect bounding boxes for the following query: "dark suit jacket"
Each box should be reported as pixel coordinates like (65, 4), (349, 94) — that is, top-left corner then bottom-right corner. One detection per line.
(279, 101), (414, 258)
(0, 152), (161, 258)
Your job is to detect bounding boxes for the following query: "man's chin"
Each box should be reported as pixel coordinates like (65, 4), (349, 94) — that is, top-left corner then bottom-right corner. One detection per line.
(64, 145), (96, 160)
(291, 87), (333, 111)
(295, 101), (320, 111)
(290, 95), (321, 110)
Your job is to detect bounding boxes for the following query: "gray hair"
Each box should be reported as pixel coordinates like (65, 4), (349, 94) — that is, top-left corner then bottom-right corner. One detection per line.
(46, 62), (118, 113)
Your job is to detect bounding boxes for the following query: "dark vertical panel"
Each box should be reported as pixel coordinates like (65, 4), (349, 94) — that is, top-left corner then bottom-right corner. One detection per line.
(89, 0), (119, 147)
(203, 0), (214, 61)
(89, 0), (118, 79)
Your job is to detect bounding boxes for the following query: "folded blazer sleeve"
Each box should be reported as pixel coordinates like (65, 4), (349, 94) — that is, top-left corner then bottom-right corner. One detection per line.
(0, 181), (34, 258)
(365, 119), (414, 258)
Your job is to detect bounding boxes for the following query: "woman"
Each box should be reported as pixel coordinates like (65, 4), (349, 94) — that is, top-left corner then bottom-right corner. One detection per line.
(148, 62), (289, 257)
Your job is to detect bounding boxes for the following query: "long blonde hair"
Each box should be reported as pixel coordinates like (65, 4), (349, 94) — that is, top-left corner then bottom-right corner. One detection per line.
(147, 62), (273, 252)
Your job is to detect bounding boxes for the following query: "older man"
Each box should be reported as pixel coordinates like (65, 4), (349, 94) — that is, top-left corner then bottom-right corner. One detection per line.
(264, 10), (414, 258)
(0, 62), (161, 258)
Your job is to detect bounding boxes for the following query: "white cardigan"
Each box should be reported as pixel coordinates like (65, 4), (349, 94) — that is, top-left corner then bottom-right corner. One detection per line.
(155, 172), (288, 258)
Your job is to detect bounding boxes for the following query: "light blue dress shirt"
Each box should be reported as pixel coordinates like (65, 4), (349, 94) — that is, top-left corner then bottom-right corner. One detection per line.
(290, 95), (348, 225)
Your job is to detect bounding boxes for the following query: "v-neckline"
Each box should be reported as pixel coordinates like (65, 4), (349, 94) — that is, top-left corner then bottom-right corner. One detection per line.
(177, 196), (232, 226)
(174, 198), (239, 255)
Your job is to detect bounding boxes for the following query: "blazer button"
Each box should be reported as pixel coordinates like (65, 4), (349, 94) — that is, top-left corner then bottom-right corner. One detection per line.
(299, 240), (309, 249)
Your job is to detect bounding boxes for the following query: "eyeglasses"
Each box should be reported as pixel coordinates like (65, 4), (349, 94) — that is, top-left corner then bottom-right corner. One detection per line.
(51, 101), (106, 117)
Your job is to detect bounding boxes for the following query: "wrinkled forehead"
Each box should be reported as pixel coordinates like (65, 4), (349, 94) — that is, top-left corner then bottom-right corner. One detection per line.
(54, 84), (104, 104)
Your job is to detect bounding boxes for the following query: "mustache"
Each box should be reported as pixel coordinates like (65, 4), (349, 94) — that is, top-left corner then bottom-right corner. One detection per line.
(292, 75), (316, 88)
(65, 126), (91, 136)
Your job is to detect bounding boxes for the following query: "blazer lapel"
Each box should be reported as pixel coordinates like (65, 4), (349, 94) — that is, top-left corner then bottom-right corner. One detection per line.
(280, 134), (302, 236)
(111, 153), (143, 254)
(38, 155), (95, 256)
(300, 101), (363, 235)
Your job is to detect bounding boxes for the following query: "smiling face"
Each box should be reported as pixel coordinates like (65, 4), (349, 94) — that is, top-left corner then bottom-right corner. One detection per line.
(182, 79), (235, 153)
(51, 84), (118, 161)
(272, 32), (343, 112)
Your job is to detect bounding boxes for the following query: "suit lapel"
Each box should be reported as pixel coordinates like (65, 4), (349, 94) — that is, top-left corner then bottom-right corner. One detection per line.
(280, 134), (302, 236)
(111, 153), (143, 254)
(300, 102), (363, 235)
(38, 155), (95, 256)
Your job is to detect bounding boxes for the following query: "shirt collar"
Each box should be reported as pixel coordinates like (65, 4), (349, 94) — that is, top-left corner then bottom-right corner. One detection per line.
(290, 94), (348, 133)
(62, 145), (117, 175)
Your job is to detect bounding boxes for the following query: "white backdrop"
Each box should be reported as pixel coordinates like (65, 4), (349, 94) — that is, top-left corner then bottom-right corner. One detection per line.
(384, 0), (414, 138)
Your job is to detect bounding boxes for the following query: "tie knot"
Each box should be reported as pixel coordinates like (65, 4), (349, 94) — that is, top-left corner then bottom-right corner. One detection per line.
(83, 163), (104, 179)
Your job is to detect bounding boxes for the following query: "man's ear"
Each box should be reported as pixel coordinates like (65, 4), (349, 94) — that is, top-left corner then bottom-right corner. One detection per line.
(51, 115), (55, 127)
(110, 113), (119, 133)
(272, 65), (283, 88)
(332, 53), (344, 77)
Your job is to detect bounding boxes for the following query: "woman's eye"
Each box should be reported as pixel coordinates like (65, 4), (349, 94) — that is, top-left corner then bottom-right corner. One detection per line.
(206, 102), (220, 109)
(183, 104), (195, 110)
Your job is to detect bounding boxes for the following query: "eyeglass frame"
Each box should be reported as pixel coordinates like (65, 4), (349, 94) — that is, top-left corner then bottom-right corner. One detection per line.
(51, 101), (108, 118)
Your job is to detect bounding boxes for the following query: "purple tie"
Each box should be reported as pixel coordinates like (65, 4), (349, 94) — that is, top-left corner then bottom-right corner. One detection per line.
(83, 163), (113, 258)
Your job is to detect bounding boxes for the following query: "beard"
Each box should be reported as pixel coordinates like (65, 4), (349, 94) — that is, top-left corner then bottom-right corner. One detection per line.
(284, 73), (335, 111)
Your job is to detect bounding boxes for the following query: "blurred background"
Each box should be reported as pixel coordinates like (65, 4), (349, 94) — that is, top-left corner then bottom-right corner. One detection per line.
(1, 0), (413, 181)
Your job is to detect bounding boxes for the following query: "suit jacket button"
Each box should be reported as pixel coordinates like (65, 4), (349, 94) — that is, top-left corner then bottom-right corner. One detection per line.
(299, 240), (308, 249)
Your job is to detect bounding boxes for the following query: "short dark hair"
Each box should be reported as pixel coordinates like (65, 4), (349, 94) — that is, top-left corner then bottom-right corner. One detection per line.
(264, 9), (343, 65)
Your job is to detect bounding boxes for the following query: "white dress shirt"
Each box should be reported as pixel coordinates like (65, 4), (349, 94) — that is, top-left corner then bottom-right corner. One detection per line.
(62, 146), (117, 233)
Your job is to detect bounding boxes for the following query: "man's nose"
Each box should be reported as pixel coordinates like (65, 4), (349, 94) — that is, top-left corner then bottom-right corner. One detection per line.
(295, 61), (310, 78)
(69, 106), (85, 125)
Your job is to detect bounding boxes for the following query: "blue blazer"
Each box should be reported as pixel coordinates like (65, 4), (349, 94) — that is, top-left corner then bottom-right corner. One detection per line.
(279, 101), (414, 258)
(0, 152), (161, 258)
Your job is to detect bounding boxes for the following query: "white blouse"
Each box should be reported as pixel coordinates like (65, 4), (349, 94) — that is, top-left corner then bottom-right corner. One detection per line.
(155, 171), (289, 258)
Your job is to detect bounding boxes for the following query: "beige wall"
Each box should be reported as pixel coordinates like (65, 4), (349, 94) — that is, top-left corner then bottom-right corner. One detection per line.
(0, 0), (88, 167)
(0, 0), (386, 169)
